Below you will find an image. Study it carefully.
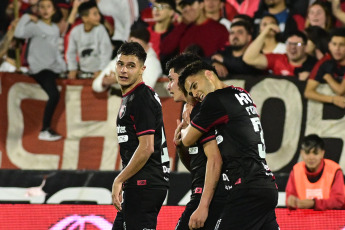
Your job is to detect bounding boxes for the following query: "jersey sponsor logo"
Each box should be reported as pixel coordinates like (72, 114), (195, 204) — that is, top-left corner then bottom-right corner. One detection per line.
(245, 105), (258, 115)
(119, 105), (126, 119)
(117, 126), (126, 134)
(194, 187), (203, 194)
(281, 69), (290, 76)
(117, 135), (128, 143)
(235, 178), (241, 185)
(188, 147), (198, 155)
(235, 92), (252, 105)
(137, 180), (147, 186)
(216, 135), (223, 144)
(163, 165), (170, 173)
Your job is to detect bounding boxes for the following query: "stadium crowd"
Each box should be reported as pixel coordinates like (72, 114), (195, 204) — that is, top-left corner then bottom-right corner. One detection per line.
(0, 1), (344, 139)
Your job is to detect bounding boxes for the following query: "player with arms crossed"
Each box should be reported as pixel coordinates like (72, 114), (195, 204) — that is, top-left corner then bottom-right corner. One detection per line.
(166, 53), (226, 230)
(176, 61), (279, 229)
(111, 42), (170, 230)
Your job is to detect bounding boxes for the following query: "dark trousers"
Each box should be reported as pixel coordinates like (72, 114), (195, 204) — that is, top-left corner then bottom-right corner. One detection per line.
(112, 188), (167, 230)
(31, 69), (60, 131)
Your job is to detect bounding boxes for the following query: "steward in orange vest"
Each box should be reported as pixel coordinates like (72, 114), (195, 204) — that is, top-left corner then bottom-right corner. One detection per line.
(285, 134), (345, 210)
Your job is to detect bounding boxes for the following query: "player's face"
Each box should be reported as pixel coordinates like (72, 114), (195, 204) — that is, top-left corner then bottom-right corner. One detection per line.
(286, 36), (306, 62)
(38, 0), (55, 21)
(329, 36), (345, 62)
(167, 68), (185, 102)
(115, 54), (146, 93)
(184, 73), (215, 102)
(301, 147), (325, 172)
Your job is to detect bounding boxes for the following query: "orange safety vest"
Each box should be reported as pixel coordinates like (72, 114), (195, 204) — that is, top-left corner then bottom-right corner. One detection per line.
(293, 159), (340, 200)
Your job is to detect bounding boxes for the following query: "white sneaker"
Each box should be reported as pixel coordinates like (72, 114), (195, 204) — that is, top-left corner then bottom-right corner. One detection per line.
(38, 129), (62, 141)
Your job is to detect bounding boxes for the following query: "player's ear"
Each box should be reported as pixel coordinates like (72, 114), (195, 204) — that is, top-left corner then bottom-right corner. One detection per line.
(140, 65), (146, 75)
(204, 70), (214, 81)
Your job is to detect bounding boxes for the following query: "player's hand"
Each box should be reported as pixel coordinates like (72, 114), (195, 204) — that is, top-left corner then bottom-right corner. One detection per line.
(188, 206), (209, 230)
(182, 104), (193, 126)
(287, 195), (298, 209)
(211, 54), (224, 63)
(174, 119), (183, 146)
(111, 178), (123, 211)
(332, 95), (345, 108)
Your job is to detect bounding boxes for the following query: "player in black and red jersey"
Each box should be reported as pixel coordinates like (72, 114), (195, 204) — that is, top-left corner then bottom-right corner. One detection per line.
(166, 54), (226, 230)
(111, 42), (170, 230)
(176, 61), (279, 230)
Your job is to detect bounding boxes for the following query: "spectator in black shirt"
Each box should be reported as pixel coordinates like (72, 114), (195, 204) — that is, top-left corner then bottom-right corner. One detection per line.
(211, 21), (260, 78)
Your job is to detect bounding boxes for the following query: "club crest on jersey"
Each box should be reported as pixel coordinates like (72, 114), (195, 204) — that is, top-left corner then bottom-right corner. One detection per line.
(119, 105), (126, 118)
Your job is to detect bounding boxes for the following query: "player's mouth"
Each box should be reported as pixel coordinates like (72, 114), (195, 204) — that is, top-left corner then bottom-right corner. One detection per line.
(119, 76), (128, 81)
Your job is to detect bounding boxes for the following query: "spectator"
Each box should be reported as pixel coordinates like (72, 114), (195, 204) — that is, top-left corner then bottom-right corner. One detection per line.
(305, 26), (329, 60)
(92, 27), (162, 92)
(286, 134), (345, 210)
(305, 1), (333, 31)
(147, 0), (176, 58)
(258, 14), (286, 54)
(243, 30), (317, 80)
(226, 0), (260, 17)
(254, 0), (303, 39)
(211, 21), (259, 78)
(66, 1), (112, 79)
(305, 28), (345, 108)
(14, 0), (66, 141)
(160, 0), (228, 60)
(204, 0), (231, 31)
(331, 0), (345, 26)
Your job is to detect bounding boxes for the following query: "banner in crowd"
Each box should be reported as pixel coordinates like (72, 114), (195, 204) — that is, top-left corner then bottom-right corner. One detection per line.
(1, 204), (345, 230)
(0, 73), (344, 173)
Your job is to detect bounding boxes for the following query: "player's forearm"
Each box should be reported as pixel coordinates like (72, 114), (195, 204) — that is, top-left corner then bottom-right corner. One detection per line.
(304, 89), (333, 104)
(198, 153), (222, 208)
(181, 125), (202, 147)
(115, 145), (153, 183)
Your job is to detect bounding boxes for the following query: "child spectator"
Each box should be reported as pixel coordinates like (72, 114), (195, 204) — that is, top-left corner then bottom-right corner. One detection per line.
(14, 0), (66, 141)
(66, 1), (112, 79)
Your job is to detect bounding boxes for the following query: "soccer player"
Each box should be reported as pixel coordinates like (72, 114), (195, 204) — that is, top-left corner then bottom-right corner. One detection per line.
(166, 53), (226, 230)
(176, 61), (279, 229)
(111, 42), (170, 230)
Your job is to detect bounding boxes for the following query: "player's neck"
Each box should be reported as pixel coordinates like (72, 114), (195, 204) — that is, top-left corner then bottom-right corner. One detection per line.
(121, 78), (143, 95)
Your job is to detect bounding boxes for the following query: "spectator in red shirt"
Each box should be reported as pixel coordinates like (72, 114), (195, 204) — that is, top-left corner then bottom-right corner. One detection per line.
(285, 134), (345, 211)
(160, 0), (228, 60)
(243, 29), (316, 80)
(305, 28), (345, 109)
(147, 0), (176, 59)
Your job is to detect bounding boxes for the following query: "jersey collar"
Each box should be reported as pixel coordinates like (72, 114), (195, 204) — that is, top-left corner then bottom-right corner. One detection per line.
(122, 82), (145, 97)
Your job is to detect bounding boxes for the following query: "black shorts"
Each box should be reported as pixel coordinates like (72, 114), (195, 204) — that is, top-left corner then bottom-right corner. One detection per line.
(215, 187), (279, 230)
(175, 197), (225, 230)
(112, 188), (167, 230)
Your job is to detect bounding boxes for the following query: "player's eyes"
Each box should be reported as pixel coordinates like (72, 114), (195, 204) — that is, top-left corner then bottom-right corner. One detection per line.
(189, 92), (193, 97)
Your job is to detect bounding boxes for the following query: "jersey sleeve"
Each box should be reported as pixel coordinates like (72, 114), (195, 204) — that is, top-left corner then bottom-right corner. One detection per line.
(131, 93), (157, 136)
(191, 93), (228, 133)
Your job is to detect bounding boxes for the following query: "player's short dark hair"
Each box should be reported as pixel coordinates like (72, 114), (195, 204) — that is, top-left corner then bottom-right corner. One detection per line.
(166, 53), (201, 74)
(130, 27), (150, 44)
(178, 60), (218, 95)
(117, 42), (147, 64)
(78, 1), (98, 17)
(286, 30), (308, 44)
(156, 0), (176, 11)
(330, 27), (345, 39)
(301, 134), (325, 153)
(231, 21), (253, 35)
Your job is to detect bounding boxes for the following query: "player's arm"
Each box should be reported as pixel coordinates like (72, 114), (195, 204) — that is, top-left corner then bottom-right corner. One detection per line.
(112, 134), (154, 211)
(180, 124), (203, 147)
(323, 74), (345, 95)
(189, 139), (222, 229)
